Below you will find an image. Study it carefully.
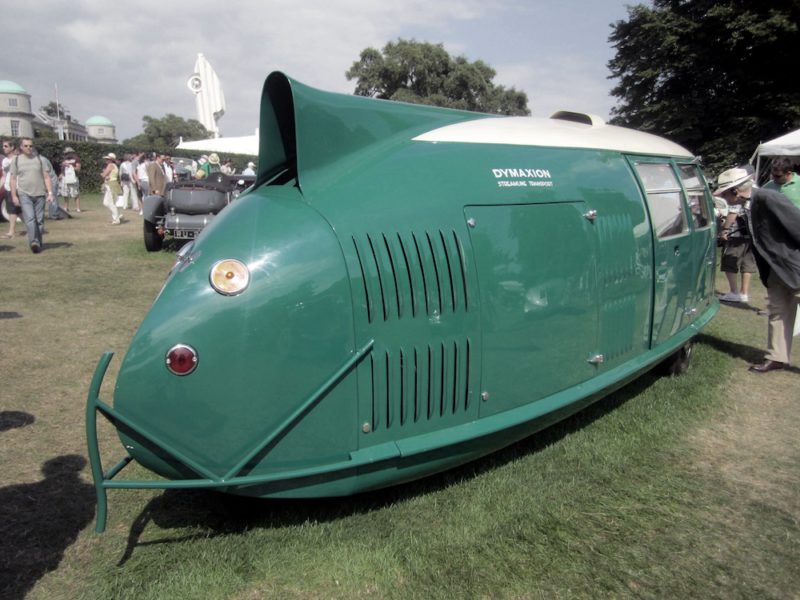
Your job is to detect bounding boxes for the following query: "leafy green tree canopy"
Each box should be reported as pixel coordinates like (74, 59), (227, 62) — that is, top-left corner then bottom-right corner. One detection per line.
(40, 101), (71, 120)
(123, 114), (212, 147)
(608, 0), (800, 173)
(346, 39), (530, 116)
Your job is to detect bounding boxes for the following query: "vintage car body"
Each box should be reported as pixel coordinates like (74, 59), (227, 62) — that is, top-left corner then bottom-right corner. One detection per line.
(86, 72), (718, 531)
(142, 173), (255, 251)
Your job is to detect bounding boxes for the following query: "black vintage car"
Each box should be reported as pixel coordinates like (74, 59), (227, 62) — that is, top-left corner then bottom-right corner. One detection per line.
(142, 172), (255, 251)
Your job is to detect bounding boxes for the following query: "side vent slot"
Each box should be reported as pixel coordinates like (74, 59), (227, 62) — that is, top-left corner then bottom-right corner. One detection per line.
(352, 237), (373, 323)
(370, 338), (473, 431)
(366, 234), (388, 321)
(352, 230), (470, 322)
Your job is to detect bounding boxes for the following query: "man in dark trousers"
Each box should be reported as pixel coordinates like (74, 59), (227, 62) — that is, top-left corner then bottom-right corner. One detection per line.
(716, 167), (800, 372)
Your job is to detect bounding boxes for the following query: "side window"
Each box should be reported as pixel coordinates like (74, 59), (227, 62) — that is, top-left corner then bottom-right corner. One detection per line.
(635, 163), (688, 238)
(678, 164), (711, 229)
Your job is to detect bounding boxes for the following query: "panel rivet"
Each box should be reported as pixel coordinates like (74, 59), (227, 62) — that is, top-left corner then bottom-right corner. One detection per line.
(481, 391), (490, 401)
(467, 217), (476, 228)
(362, 422), (371, 433)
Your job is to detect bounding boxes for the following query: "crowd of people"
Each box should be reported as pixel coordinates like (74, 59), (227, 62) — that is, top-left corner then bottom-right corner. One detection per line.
(0, 141), (256, 236)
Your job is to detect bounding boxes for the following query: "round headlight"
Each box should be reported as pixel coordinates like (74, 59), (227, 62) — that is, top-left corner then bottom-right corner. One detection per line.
(166, 344), (198, 375)
(210, 259), (250, 295)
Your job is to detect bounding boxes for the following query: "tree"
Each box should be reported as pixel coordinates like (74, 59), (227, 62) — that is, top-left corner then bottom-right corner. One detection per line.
(123, 114), (212, 147)
(40, 101), (71, 121)
(346, 39), (530, 116)
(608, 0), (800, 173)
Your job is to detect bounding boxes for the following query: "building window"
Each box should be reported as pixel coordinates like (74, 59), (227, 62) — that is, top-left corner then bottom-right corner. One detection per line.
(10, 120), (19, 136)
(97, 127), (104, 134)
(8, 98), (18, 107)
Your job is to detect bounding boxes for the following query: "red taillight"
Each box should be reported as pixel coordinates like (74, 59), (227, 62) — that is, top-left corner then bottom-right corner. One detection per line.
(165, 344), (198, 376)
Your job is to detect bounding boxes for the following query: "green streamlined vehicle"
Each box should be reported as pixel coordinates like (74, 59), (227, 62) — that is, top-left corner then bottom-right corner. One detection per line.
(86, 72), (719, 532)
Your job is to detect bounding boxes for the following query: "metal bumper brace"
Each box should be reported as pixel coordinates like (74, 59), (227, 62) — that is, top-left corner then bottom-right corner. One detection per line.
(85, 341), (374, 533)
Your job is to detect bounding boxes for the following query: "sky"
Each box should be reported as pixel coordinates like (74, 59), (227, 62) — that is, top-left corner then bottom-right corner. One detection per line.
(4, 0), (635, 142)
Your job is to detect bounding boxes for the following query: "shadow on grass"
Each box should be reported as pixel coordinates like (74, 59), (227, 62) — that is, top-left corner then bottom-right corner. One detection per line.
(117, 368), (662, 564)
(0, 455), (94, 600)
(718, 300), (762, 314)
(696, 332), (800, 374)
(41, 242), (74, 251)
(0, 411), (35, 432)
(696, 331), (764, 364)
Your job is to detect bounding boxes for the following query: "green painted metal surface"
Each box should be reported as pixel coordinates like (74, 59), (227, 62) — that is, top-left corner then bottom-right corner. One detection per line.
(86, 72), (719, 531)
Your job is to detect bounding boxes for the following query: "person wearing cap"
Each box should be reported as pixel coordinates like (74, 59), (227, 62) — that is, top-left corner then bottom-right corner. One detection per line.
(242, 161), (256, 176)
(8, 138), (56, 253)
(716, 168), (757, 303)
(60, 146), (81, 212)
(715, 167), (800, 373)
(763, 157), (800, 209)
(100, 153), (123, 225)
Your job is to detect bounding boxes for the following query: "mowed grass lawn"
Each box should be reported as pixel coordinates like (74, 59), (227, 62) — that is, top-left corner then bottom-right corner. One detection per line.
(1, 193), (798, 599)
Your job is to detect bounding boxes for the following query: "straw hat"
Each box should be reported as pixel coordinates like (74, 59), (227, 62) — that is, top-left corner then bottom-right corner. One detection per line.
(208, 153), (220, 165)
(715, 167), (751, 194)
(103, 153), (117, 161)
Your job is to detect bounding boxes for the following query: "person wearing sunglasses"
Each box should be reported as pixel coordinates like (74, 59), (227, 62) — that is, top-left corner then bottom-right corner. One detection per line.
(8, 138), (56, 253)
(763, 157), (800, 209)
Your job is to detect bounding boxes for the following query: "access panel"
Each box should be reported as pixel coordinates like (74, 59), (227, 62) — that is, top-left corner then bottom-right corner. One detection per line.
(466, 202), (599, 417)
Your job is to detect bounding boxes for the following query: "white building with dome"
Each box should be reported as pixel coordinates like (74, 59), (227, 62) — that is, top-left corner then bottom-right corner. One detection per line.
(86, 115), (117, 144)
(0, 79), (117, 143)
(0, 80), (34, 138)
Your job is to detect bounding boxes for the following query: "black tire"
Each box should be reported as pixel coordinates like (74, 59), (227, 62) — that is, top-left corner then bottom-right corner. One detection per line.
(144, 220), (163, 252)
(660, 340), (694, 376)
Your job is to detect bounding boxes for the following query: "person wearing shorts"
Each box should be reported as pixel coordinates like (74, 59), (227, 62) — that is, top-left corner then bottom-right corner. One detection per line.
(718, 198), (756, 303)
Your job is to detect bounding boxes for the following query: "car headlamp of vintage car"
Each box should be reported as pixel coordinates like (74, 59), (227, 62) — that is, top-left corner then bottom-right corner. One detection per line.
(209, 259), (250, 295)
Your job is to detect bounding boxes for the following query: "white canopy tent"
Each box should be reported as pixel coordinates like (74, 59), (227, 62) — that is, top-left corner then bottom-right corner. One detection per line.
(750, 128), (800, 185)
(176, 131), (258, 156)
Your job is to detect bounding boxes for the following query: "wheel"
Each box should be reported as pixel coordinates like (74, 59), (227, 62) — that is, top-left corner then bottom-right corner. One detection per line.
(144, 220), (163, 252)
(660, 340), (694, 376)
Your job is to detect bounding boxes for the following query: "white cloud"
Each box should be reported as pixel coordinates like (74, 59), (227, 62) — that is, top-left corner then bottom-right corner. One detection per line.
(4, 0), (627, 141)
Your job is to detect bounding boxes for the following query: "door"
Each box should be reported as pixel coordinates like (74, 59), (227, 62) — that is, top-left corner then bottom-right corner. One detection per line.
(677, 163), (716, 316)
(630, 160), (694, 347)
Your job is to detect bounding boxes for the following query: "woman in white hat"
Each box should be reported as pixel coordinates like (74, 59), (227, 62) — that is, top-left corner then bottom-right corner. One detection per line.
(100, 153), (123, 225)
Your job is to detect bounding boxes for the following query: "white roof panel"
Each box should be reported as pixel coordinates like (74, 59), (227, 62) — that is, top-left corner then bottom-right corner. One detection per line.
(413, 116), (693, 158)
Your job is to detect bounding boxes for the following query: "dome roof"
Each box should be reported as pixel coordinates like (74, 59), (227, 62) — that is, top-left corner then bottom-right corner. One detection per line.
(86, 115), (114, 126)
(0, 80), (28, 94)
